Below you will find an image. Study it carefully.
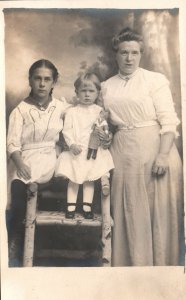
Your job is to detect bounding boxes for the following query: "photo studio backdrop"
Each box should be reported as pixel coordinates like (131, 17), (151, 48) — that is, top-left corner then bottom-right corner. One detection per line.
(4, 8), (182, 154)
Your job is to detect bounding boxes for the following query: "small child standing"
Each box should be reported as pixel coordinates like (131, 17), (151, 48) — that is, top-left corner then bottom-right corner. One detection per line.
(55, 73), (114, 219)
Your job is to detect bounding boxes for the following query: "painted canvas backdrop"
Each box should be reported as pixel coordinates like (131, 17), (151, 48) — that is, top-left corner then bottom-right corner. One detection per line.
(4, 8), (182, 154)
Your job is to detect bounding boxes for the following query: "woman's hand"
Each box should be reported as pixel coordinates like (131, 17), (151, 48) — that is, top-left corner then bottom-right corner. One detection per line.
(152, 153), (169, 176)
(17, 162), (31, 181)
(70, 144), (82, 155)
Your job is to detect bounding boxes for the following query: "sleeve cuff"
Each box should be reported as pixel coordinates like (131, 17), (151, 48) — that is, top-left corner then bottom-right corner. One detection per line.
(159, 125), (179, 138)
(7, 144), (21, 156)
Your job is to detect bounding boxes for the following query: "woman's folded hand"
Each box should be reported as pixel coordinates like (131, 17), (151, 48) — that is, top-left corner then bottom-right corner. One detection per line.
(152, 153), (169, 176)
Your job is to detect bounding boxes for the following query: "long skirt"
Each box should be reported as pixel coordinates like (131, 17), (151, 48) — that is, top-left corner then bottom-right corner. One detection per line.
(110, 125), (184, 266)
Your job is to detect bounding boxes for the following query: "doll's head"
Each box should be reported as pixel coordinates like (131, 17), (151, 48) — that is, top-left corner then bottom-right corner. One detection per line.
(74, 73), (101, 106)
(99, 109), (109, 121)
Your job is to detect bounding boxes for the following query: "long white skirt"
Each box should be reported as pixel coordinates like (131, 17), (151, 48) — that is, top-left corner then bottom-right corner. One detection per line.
(110, 125), (184, 266)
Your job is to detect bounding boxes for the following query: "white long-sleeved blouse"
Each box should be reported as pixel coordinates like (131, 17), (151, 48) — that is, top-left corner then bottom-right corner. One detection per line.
(7, 96), (69, 155)
(7, 96), (70, 184)
(101, 68), (180, 135)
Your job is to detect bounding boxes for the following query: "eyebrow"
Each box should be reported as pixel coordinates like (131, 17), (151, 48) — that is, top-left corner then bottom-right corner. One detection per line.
(120, 50), (139, 53)
(33, 75), (52, 79)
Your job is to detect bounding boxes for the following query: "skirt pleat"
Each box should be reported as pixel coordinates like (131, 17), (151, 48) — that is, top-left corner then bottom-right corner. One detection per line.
(110, 125), (184, 266)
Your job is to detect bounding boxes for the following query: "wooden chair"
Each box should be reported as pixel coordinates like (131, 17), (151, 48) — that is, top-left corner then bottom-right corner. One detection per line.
(23, 179), (113, 267)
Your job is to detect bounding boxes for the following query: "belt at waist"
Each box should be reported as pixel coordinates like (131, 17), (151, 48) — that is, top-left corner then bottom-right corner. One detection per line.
(117, 120), (158, 131)
(22, 141), (55, 151)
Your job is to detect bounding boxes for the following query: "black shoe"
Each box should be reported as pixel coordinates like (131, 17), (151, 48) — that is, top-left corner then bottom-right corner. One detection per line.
(65, 203), (76, 219)
(65, 210), (75, 219)
(83, 211), (94, 219)
(83, 202), (94, 219)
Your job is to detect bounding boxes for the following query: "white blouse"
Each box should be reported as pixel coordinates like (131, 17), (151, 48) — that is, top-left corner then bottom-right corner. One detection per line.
(7, 96), (70, 155)
(101, 68), (180, 135)
(7, 96), (71, 185)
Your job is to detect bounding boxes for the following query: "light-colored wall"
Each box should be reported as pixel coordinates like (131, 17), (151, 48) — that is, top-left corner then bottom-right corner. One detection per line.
(4, 8), (182, 152)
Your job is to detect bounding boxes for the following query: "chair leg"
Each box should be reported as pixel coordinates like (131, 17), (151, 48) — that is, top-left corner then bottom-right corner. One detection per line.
(101, 179), (112, 267)
(23, 183), (38, 267)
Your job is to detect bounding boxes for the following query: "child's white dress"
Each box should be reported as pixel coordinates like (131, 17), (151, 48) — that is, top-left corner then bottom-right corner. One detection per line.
(55, 104), (114, 184)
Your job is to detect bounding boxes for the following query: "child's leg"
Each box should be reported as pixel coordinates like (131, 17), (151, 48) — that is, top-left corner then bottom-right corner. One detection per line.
(66, 180), (79, 217)
(82, 181), (94, 219)
(8, 179), (27, 267)
(83, 181), (94, 211)
(101, 173), (110, 196)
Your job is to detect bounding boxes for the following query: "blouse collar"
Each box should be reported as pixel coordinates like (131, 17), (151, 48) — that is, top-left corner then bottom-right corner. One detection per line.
(24, 95), (56, 111)
(118, 68), (140, 81)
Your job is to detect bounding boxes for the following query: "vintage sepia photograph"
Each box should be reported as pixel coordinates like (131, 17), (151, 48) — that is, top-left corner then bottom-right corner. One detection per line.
(1, 1), (186, 299)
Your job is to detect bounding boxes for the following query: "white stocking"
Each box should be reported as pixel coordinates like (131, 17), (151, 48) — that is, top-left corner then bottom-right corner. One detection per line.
(67, 180), (79, 211)
(83, 181), (94, 212)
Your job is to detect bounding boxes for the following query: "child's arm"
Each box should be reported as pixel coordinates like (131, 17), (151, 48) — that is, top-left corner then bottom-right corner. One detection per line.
(69, 144), (82, 155)
(7, 107), (31, 180)
(63, 109), (82, 155)
(11, 151), (31, 181)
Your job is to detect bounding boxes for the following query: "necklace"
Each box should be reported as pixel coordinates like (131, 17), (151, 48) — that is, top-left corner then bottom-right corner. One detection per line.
(118, 73), (130, 86)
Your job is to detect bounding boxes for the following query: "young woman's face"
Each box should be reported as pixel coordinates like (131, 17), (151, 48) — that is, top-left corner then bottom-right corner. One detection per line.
(29, 67), (56, 101)
(77, 81), (99, 106)
(116, 41), (142, 75)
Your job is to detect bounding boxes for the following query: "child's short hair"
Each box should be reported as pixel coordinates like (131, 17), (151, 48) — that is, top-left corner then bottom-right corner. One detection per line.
(74, 73), (101, 93)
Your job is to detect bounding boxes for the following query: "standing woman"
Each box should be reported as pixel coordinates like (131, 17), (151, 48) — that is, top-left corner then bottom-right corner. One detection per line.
(101, 28), (184, 266)
(7, 59), (69, 266)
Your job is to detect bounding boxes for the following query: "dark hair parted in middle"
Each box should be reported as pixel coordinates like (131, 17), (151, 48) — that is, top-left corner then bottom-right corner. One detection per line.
(28, 59), (59, 97)
(112, 27), (144, 53)
(74, 73), (101, 93)
(29, 59), (59, 82)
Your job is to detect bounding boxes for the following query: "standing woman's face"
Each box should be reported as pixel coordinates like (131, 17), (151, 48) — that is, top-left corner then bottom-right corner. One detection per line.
(29, 67), (56, 102)
(116, 41), (142, 76)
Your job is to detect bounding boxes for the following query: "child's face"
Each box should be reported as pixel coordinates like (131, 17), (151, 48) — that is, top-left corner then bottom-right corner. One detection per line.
(77, 81), (99, 106)
(29, 67), (56, 101)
